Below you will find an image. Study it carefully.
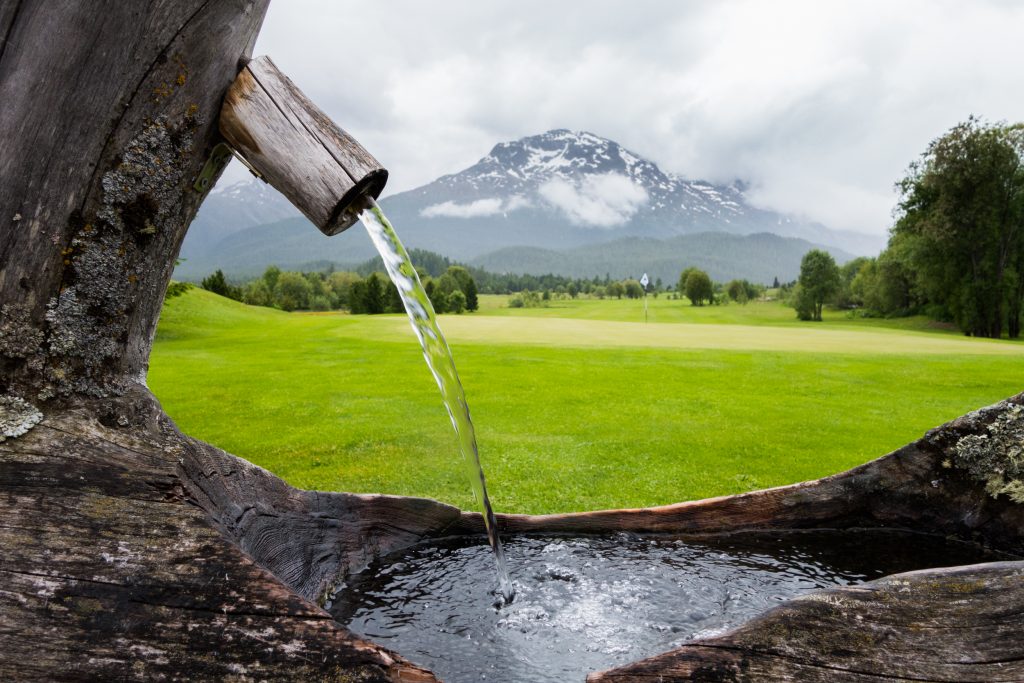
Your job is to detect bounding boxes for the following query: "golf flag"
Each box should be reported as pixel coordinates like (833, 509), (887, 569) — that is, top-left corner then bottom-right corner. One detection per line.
(640, 273), (649, 288)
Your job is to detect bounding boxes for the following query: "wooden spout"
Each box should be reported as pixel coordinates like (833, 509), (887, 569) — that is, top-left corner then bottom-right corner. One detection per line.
(219, 56), (387, 235)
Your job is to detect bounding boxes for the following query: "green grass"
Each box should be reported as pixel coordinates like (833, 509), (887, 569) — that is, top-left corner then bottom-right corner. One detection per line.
(149, 289), (1024, 514)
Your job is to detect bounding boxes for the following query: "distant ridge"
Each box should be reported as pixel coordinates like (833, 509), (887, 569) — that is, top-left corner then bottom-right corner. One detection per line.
(470, 232), (853, 285)
(177, 220), (848, 284)
(178, 129), (881, 280)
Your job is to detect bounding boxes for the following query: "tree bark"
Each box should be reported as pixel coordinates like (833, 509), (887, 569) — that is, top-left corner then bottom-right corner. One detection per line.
(0, 0), (266, 400)
(0, 2), (433, 680)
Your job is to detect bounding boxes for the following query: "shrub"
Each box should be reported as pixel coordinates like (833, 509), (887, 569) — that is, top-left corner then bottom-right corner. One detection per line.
(448, 289), (467, 314)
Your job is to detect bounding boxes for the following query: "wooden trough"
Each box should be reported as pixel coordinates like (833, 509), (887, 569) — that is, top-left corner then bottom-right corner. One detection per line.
(1, 2), (1022, 680)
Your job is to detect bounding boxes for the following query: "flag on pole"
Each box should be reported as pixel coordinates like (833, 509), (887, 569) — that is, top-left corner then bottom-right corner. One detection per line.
(640, 273), (649, 323)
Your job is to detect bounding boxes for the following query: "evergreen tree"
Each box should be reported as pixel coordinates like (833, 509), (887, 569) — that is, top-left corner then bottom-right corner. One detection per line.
(385, 279), (404, 313)
(463, 277), (479, 311)
(200, 269), (229, 296)
(360, 272), (385, 314)
(200, 269), (242, 301)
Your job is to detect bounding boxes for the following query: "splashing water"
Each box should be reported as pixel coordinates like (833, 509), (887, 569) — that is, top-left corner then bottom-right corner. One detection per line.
(358, 197), (515, 603)
(330, 530), (1002, 683)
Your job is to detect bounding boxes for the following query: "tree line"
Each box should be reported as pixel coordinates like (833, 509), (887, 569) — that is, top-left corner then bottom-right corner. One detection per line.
(198, 259), (770, 313)
(784, 118), (1024, 336)
(200, 264), (479, 315)
(676, 266), (764, 306)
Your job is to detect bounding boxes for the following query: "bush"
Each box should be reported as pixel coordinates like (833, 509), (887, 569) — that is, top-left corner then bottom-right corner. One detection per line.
(274, 272), (313, 312)
(448, 289), (467, 314)
(508, 290), (543, 308)
(200, 269), (242, 301)
(164, 281), (192, 300)
(792, 283), (817, 321)
(243, 279), (273, 307)
(623, 279), (643, 299)
(309, 295), (332, 311)
(684, 269), (713, 306)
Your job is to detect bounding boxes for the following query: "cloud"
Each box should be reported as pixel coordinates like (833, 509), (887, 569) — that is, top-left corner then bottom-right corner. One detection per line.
(244, 1), (1024, 235)
(420, 196), (531, 218)
(539, 173), (648, 228)
(504, 195), (533, 212)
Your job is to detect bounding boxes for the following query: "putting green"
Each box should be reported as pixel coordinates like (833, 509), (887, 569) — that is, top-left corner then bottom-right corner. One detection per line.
(330, 313), (1024, 356)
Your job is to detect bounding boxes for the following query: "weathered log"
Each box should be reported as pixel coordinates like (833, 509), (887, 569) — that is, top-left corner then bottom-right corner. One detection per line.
(0, 2), (428, 680)
(0, 388), (435, 682)
(219, 55), (388, 235)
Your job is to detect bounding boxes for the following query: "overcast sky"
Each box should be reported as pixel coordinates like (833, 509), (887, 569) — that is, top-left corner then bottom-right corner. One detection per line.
(231, 0), (1024, 235)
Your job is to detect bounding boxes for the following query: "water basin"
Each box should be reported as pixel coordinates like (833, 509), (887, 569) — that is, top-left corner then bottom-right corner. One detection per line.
(329, 529), (1002, 682)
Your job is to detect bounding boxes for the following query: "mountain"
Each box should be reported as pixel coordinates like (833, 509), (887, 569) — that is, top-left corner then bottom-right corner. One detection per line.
(177, 216), (378, 279)
(179, 178), (299, 263)
(177, 129), (883, 280)
(471, 233), (853, 285)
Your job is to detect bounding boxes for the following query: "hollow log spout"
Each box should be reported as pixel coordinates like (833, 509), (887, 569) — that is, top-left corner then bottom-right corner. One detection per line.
(1, 2), (1023, 682)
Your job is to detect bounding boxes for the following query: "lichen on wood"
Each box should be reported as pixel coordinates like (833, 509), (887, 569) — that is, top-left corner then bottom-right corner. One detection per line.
(951, 403), (1024, 502)
(0, 304), (44, 361)
(97, 114), (196, 238)
(40, 113), (200, 399)
(0, 394), (42, 442)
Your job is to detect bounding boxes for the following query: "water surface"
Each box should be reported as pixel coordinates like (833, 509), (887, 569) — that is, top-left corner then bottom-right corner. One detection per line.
(330, 530), (999, 683)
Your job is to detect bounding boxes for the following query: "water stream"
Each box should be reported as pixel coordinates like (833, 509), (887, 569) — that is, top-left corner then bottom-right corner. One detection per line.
(358, 197), (515, 603)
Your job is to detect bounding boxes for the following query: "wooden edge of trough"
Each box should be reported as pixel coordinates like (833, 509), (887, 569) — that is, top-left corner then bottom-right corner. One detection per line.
(0, 386), (440, 683)
(4, 385), (1020, 681)
(586, 560), (1024, 682)
(181, 390), (1024, 681)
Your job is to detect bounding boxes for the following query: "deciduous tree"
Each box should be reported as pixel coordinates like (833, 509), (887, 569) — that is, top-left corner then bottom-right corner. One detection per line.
(797, 249), (841, 321)
(684, 269), (713, 306)
(893, 118), (1024, 337)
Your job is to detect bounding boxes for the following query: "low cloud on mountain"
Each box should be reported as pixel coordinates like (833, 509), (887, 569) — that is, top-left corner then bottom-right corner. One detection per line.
(421, 198), (504, 218)
(539, 173), (649, 228)
(251, 1), (1024, 235)
(420, 195), (533, 219)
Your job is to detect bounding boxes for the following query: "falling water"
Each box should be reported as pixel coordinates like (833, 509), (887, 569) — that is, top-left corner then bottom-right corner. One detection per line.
(358, 197), (515, 603)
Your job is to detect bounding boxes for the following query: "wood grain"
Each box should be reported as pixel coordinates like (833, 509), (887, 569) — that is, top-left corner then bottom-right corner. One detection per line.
(219, 55), (387, 235)
(0, 2), (426, 679)
(0, 388), (436, 682)
(1, 0), (268, 399)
